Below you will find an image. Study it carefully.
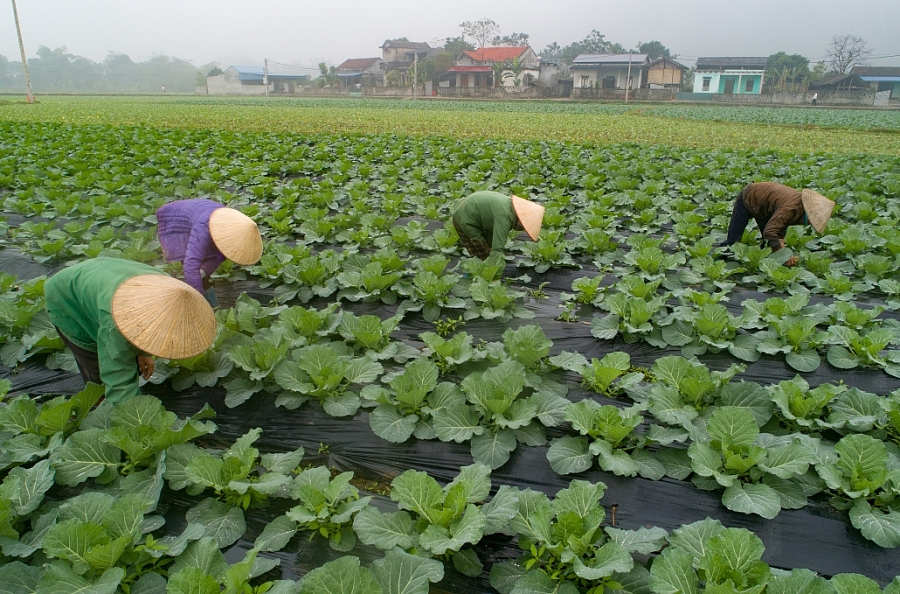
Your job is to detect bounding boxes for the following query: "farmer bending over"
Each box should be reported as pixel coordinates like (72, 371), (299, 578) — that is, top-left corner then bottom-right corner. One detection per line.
(156, 199), (263, 306)
(45, 257), (217, 403)
(718, 182), (835, 267)
(451, 191), (545, 260)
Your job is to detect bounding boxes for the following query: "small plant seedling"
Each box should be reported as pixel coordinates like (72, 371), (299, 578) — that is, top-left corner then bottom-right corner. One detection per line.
(527, 282), (550, 299)
(557, 302), (578, 322)
(434, 315), (465, 336)
(318, 442), (330, 454)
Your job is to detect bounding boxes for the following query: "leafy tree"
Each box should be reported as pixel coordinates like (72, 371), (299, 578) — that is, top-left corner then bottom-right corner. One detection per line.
(491, 61), (504, 88)
(766, 52), (810, 91)
(809, 60), (828, 82)
(31, 46), (102, 92)
(442, 36), (475, 56)
(554, 30), (625, 64)
(207, 66), (223, 77)
(317, 62), (338, 87)
(541, 42), (561, 60)
(492, 32), (530, 46)
(637, 40), (672, 59)
(460, 18), (500, 48)
(502, 56), (527, 87)
(826, 34), (872, 74)
(0, 54), (12, 89)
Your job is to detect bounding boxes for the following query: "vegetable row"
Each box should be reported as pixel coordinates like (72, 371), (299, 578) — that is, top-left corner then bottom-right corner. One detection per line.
(2, 388), (899, 594)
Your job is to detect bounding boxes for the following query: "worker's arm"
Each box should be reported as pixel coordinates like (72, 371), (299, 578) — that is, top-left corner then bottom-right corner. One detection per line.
(490, 213), (515, 252)
(96, 322), (143, 403)
(182, 226), (216, 295)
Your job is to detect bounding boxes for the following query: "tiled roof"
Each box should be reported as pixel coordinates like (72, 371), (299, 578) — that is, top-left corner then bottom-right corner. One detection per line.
(808, 74), (868, 89)
(851, 66), (900, 77)
(463, 47), (529, 62)
(381, 40), (431, 49)
(695, 57), (767, 69)
(572, 53), (648, 65)
(337, 58), (381, 71)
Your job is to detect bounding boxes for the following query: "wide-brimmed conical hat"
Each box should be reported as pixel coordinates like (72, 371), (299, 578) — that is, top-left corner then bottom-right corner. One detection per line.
(801, 189), (835, 234)
(112, 274), (217, 359)
(511, 195), (545, 241)
(208, 207), (263, 265)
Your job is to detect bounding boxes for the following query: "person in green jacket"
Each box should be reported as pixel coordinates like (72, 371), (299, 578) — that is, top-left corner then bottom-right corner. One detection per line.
(45, 258), (217, 403)
(451, 191), (545, 260)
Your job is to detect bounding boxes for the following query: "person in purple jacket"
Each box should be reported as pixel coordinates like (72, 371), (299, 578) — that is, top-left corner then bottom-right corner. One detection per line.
(156, 199), (263, 306)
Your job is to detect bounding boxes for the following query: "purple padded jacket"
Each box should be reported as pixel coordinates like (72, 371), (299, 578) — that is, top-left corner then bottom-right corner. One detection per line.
(156, 199), (226, 294)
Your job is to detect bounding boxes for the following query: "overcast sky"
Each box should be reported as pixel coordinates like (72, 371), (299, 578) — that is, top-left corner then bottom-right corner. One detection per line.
(2, 0), (899, 71)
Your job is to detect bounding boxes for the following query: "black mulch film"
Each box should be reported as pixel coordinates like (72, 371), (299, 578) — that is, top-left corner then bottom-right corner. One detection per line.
(3, 242), (900, 590)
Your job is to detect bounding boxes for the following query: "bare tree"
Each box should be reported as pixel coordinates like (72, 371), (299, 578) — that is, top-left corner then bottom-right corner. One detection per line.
(460, 18), (500, 48)
(826, 34), (873, 74)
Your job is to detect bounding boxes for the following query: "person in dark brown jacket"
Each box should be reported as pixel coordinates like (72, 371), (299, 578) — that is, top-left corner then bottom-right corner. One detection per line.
(718, 182), (835, 266)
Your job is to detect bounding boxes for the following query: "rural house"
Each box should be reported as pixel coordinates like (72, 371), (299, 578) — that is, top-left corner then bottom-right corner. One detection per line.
(692, 57), (766, 95)
(206, 66), (310, 95)
(379, 40), (433, 86)
(335, 58), (384, 88)
(645, 56), (689, 89)
(569, 53), (649, 89)
(807, 73), (869, 91)
(851, 66), (900, 101)
(446, 46), (540, 89)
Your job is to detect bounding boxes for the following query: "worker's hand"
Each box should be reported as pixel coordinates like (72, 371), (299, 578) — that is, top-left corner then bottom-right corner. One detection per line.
(137, 355), (154, 380)
(776, 239), (787, 251)
(785, 256), (799, 267)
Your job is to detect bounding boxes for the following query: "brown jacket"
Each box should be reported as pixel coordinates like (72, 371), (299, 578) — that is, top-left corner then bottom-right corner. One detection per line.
(740, 182), (805, 250)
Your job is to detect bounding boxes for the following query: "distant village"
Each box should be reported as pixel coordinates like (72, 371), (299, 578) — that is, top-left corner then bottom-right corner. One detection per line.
(205, 38), (900, 107)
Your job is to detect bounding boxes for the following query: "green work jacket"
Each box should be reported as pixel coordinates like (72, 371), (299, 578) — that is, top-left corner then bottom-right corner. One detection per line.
(45, 258), (165, 403)
(451, 191), (517, 252)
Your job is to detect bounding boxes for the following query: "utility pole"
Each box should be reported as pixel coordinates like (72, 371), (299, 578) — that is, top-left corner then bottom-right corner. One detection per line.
(11, 0), (34, 103)
(264, 58), (269, 96)
(625, 49), (632, 104)
(413, 52), (417, 100)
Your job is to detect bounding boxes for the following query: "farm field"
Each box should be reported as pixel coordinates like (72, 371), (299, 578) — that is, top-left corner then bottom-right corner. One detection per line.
(2, 97), (900, 593)
(1, 95), (899, 153)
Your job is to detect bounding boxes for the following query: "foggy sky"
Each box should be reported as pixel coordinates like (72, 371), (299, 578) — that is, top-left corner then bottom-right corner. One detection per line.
(2, 0), (898, 71)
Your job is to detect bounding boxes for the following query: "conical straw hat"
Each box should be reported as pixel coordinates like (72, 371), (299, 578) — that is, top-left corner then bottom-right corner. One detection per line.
(511, 195), (545, 241)
(801, 189), (835, 233)
(112, 274), (217, 359)
(208, 207), (263, 265)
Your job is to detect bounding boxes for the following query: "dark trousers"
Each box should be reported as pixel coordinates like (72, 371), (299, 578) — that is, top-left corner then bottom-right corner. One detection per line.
(55, 327), (102, 386)
(452, 217), (491, 260)
(720, 191), (753, 246)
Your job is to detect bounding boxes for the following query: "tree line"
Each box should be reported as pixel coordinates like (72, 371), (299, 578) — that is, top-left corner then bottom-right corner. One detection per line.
(0, 46), (215, 94)
(0, 25), (876, 95)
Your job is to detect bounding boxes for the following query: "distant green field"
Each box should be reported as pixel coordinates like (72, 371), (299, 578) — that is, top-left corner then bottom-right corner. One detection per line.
(1, 95), (898, 155)
(644, 104), (900, 131)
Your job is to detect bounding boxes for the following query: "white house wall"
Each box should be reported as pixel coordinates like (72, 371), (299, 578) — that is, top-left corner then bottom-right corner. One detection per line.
(502, 68), (540, 88)
(694, 72), (721, 93)
(572, 65), (643, 89)
(206, 70), (270, 95)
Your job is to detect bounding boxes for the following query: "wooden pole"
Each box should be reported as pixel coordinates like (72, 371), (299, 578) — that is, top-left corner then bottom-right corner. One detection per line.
(11, 0), (34, 103)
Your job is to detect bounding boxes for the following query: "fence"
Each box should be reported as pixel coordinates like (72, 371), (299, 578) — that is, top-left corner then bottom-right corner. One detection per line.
(570, 87), (676, 101)
(711, 90), (876, 106)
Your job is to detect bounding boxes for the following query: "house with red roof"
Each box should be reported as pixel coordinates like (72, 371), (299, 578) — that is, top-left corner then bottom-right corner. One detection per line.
(335, 57), (383, 88)
(445, 46), (540, 89)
